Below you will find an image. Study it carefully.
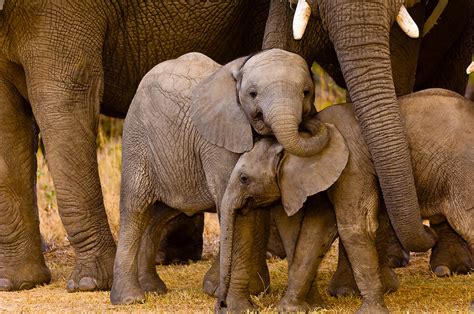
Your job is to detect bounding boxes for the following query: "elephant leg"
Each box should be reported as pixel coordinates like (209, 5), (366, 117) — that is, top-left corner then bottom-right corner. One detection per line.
(137, 204), (186, 295)
(271, 204), (304, 265)
(328, 241), (359, 297)
(329, 204), (400, 298)
(155, 213), (204, 265)
(278, 194), (337, 312)
(266, 213), (287, 259)
(28, 74), (116, 292)
(203, 254), (220, 297)
(0, 78), (51, 291)
(430, 220), (473, 277)
(330, 176), (388, 313)
(374, 204), (400, 293)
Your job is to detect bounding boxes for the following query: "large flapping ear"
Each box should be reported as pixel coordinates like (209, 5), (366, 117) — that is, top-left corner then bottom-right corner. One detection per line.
(190, 56), (253, 153)
(278, 123), (348, 216)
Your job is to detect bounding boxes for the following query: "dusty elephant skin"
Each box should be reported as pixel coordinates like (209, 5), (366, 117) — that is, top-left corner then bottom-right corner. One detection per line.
(0, 0), (271, 292)
(263, 0), (473, 265)
(110, 49), (330, 305)
(282, 89), (472, 313)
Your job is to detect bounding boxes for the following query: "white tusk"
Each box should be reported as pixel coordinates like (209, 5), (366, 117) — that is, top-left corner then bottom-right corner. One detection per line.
(293, 0), (311, 40)
(466, 61), (474, 75)
(396, 5), (419, 39)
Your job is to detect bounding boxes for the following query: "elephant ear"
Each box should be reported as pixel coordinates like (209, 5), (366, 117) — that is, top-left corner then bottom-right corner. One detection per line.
(278, 123), (349, 216)
(190, 56), (253, 154)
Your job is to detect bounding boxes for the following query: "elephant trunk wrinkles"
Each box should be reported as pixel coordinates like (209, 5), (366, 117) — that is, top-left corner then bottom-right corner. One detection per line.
(320, 1), (436, 252)
(218, 187), (241, 307)
(268, 102), (329, 157)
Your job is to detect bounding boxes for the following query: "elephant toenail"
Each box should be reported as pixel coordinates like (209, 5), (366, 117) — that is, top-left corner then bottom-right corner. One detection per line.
(0, 278), (13, 291)
(78, 277), (98, 291)
(66, 279), (78, 292)
(433, 265), (451, 277)
(203, 280), (218, 297)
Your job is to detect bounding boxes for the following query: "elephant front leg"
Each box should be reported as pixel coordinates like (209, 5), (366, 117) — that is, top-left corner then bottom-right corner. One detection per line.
(0, 78), (51, 290)
(28, 75), (116, 292)
(278, 193), (338, 312)
(331, 177), (388, 313)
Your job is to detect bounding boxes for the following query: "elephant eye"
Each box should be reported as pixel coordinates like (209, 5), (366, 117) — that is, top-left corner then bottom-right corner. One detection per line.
(249, 91), (257, 99)
(239, 173), (249, 184)
(303, 89), (311, 97)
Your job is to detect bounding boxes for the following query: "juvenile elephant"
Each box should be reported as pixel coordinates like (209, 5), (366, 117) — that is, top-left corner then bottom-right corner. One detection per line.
(277, 88), (473, 313)
(217, 125), (348, 311)
(0, 0), (271, 291)
(110, 49), (330, 305)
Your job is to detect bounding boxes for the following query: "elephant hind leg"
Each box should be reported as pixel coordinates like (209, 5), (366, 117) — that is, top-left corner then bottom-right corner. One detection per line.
(138, 203), (185, 294)
(0, 79), (50, 290)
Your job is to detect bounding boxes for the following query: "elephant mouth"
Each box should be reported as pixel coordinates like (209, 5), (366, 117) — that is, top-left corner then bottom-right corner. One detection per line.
(239, 197), (279, 216)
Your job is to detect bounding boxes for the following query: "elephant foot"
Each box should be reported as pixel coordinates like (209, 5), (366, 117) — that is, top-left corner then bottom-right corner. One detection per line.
(357, 301), (389, 314)
(307, 285), (326, 309)
(139, 272), (168, 295)
(387, 248), (410, 268)
(110, 283), (145, 305)
(430, 242), (472, 277)
(66, 247), (115, 292)
(217, 295), (254, 313)
(328, 270), (359, 297)
(381, 266), (399, 293)
(0, 258), (51, 291)
(249, 260), (270, 295)
(202, 256), (219, 296)
(277, 296), (311, 312)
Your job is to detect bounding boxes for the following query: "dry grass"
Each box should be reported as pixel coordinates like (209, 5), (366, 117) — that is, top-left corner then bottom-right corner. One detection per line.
(3, 104), (472, 312)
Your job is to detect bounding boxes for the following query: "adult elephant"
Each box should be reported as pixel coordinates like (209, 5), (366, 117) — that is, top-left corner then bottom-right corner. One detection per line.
(262, 0), (473, 274)
(0, 0), (271, 292)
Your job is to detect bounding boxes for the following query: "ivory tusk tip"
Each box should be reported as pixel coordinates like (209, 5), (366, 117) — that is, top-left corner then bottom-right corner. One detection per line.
(292, 0), (311, 40)
(466, 62), (474, 75)
(396, 5), (420, 39)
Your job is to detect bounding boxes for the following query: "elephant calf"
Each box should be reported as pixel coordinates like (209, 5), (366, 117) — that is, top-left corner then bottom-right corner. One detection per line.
(278, 88), (474, 313)
(110, 49), (330, 305)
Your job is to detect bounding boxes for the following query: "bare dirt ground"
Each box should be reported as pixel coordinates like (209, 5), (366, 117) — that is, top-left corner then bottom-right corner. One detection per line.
(0, 117), (472, 313)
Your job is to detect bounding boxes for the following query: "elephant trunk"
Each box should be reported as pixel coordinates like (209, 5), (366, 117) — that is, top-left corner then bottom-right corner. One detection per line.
(267, 102), (329, 157)
(320, 1), (436, 252)
(217, 185), (242, 308)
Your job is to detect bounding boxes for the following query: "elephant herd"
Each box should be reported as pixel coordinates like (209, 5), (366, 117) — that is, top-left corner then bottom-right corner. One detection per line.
(0, 0), (472, 312)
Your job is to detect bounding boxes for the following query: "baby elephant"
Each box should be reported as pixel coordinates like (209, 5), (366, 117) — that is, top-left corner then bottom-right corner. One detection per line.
(279, 89), (474, 313)
(110, 49), (330, 305)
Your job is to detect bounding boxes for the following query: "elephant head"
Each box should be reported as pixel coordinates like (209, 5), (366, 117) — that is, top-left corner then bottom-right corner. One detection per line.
(190, 48), (329, 157)
(217, 122), (348, 309)
(269, 0), (437, 252)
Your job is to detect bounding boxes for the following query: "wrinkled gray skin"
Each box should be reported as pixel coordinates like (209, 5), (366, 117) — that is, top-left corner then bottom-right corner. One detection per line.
(110, 49), (330, 305)
(0, 0), (271, 292)
(263, 0), (474, 258)
(218, 124), (349, 311)
(264, 0), (474, 285)
(278, 89), (473, 313)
